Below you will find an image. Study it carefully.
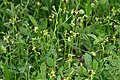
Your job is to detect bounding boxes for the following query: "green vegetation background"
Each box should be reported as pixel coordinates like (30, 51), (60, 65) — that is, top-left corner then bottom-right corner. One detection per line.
(0, 0), (120, 80)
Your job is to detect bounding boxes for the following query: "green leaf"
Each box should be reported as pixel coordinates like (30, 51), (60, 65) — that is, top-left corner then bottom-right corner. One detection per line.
(0, 40), (5, 46)
(36, 72), (42, 79)
(57, 75), (61, 80)
(87, 34), (97, 39)
(96, 28), (106, 35)
(83, 53), (92, 69)
(79, 65), (87, 75)
(40, 62), (46, 73)
(86, 0), (92, 16)
(117, 8), (120, 13)
(46, 57), (54, 66)
(40, 62), (46, 79)
(92, 60), (98, 71)
(19, 27), (30, 35)
(40, 6), (48, 11)
(41, 0), (52, 14)
(99, 0), (108, 4)
(82, 34), (91, 50)
(93, 37), (103, 44)
(62, 23), (71, 30)
(39, 18), (48, 30)
(58, 66), (63, 77)
(28, 15), (38, 27)
(43, 19), (48, 29)
(117, 39), (120, 46)
(3, 65), (14, 80)
(18, 67), (26, 73)
(106, 44), (116, 51)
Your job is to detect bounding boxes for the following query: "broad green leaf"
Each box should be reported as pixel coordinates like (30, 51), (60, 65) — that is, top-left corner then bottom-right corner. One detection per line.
(40, 62), (46, 73)
(117, 8), (120, 13)
(92, 60), (98, 71)
(64, 62), (69, 70)
(43, 19), (48, 29)
(117, 39), (120, 46)
(0, 40), (5, 46)
(46, 57), (54, 66)
(40, 62), (46, 79)
(19, 27), (29, 35)
(58, 66), (63, 77)
(75, 77), (84, 80)
(62, 23), (71, 30)
(93, 37), (103, 44)
(39, 18), (48, 30)
(82, 34), (91, 43)
(82, 34), (91, 50)
(41, 0), (52, 14)
(96, 29), (106, 35)
(106, 44), (116, 51)
(99, 0), (108, 4)
(83, 53), (92, 69)
(79, 65), (87, 75)
(36, 72), (42, 79)
(29, 15), (38, 27)
(18, 67), (26, 73)
(57, 75), (61, 80)
(84, 26), (91, 33)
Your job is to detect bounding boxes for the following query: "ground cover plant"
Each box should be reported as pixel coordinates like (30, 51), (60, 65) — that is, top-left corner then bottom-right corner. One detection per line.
(0, 0), (120, 80)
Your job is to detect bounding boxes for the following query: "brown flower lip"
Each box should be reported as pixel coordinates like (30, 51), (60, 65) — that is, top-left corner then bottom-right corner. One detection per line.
(88, 70), (92, 75)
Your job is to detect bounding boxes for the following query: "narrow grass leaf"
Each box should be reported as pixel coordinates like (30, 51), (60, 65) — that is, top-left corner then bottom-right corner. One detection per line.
(3, 66), (13, 80)
(86, 0), (92, 16)
(87, 34), (97, 39)
(40, 6), (48, 11)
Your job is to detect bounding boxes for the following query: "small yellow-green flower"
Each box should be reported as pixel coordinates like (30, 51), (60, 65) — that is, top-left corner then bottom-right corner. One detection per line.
(79, 9), (85, 15)
(51, 70), (56, 77)
(58, 48), (62, 52)
(73, 32), (79, 37)
(34, 27), (38, 33)
(68, 37), (71, 42)
(68, 53), (75, 57)
(1, 45), (7, 53)
(32, 45), (36, 51)
(36, 1), (42, 7)
(91, 52), (96, 56)
(62, 0), (69, 3)
(70, 22), (75, 27)
(32, 37), (37, 41)
(91, 3), (95, 8)
(41, 29), (49, 36)
(88, 70), (95, 75)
